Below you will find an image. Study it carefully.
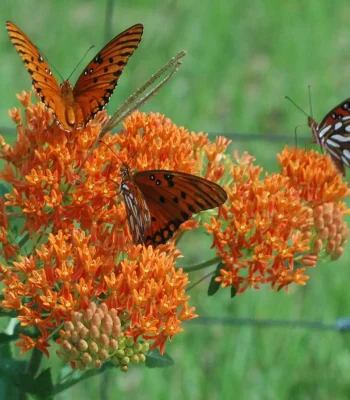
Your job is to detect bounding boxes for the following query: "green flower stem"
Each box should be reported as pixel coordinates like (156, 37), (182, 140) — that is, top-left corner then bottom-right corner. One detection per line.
(182, 256), (221, 273)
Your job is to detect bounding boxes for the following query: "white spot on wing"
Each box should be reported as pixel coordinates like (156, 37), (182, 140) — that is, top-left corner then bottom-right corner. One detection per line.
(326, 139), (340, 148)
(319, 125), (332, 138)
(341, 155), (350, 166)
(335, 122), (343, 130)
(343, 149), (350, 159)
(331, 134), (350, 142)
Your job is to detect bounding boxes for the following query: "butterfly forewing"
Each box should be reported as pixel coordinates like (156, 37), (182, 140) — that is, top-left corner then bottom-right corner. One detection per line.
(133, 170), (227, 246)
(121, 168), (151, 245)
(308, 115), (350, 175)
(318, 98), (350, 128)
(73, 24), (143, 126)
(6, 21), (62, 109)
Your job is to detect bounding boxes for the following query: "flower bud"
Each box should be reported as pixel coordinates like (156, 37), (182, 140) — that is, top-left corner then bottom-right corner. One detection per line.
(78, 339), (88, 352)
(91, 313), (101, 327)
(130, 355), (139, 363)
(82, 352), (92, 365)
(64, 321), (74, 331)
(76, 360), (87, 371)
(319, 227), (329, 241)
(312, 239), (323, 254)
(138, 354), (146, 363)
(326, 240), (335, 254)
(89, 341), (99, 354)
(93, 359), (102, 369)
(99, 349), (109, 361)
(90, 326), (100, 339)
(109, 339), (118, 351)
(125, 347), (134, 357)
(100, 334), (109, 347)
(314, 217), (324, 231)
(331, 246), (344, 260)
(99, 302), (108, 315)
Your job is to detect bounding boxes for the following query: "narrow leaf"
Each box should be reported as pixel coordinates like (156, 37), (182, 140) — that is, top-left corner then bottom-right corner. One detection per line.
(145, 349), (174, 368)
(207, 262), (224, 296)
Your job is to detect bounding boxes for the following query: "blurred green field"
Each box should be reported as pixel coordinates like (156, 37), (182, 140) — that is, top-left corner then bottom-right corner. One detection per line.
(1, 0), (350, 399)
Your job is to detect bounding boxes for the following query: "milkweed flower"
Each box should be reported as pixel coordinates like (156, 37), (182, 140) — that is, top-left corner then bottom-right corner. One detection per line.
(206, 147), (349, 293)
(1, 92), (227, 364)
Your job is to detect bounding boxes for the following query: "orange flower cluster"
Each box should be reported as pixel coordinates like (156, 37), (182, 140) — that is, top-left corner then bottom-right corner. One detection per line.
(206, 148), (349, 293)
(279, 147), (349, 261)
(0, 92), (234, 360)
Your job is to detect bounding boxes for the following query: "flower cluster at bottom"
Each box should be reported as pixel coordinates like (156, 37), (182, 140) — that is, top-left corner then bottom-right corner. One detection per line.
(57, 302), (149, 371)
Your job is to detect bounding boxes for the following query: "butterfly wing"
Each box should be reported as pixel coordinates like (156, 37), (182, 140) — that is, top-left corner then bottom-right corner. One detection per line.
(134, 170), (227, 246)
(73, 24), (143, 127)
(6, 21), (63, 110)
(318, 98), (350, 129)
(317, 116), (350, 176)
(121, 173), (151, 245)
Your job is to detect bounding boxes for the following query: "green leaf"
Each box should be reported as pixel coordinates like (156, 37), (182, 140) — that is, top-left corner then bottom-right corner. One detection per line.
(0, 358), (28, 377)
(0, 345), (20, 399)
(0, 183), (9, 198)
(33, 368), (54, 399)
(0, 333), (18, 345)
(145, 349), (174, 368)
(207, 261), (224, 296)
(0, 310), (18, 318)
(53, 362), (116, 395)
(231, 285), (237, 298)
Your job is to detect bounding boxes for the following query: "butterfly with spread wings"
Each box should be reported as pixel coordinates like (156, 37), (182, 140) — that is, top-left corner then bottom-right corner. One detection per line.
(6, 21), (143, 132)
(120, 165), (227, 247)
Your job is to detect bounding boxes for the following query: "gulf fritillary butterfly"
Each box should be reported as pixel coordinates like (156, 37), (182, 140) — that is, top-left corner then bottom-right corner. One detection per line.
(287, 96), (350, 175)
(120, 165), (227, 246)
(6, 21), (143, 132)
(307, 97), (350, 175)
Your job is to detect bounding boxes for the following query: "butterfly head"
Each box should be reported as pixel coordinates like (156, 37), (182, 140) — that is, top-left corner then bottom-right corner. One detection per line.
(60, 81), (74, 100)
(120, 163), (132, 180)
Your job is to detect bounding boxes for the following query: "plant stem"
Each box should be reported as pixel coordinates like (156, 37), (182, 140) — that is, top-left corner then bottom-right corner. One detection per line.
(182, 257), (220, 272)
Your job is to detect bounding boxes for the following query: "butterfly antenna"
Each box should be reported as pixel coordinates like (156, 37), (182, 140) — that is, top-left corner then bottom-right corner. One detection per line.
(67, 45), (95, 81)
(308, 85), (314, 117)
(285, 96), (310, 118)
(38, 49), (65, 82)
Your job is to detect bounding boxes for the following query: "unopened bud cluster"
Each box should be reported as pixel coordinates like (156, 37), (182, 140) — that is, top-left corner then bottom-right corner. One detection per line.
(56, 302), (149, 371)
(312, 203), (349, 260)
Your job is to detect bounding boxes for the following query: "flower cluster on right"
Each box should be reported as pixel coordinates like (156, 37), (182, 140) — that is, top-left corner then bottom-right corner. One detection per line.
(206, 147), (349, 293)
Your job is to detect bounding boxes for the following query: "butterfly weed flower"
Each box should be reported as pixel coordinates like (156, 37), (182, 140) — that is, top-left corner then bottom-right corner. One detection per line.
(0, 94), (226, 365)
(206, 147), (349, 294)
(278, 146), (350, 261)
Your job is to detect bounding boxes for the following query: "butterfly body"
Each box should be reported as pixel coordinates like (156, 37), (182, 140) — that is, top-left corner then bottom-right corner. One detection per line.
(120, 167), (227, 246)
(6, 21), (143, 131)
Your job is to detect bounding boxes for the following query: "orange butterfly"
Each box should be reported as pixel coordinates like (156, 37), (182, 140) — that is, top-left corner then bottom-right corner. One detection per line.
(120, 165), (227, 246)
(6, 21), (143, 132)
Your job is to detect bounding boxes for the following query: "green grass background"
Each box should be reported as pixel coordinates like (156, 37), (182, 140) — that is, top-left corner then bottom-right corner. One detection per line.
(1, 0), (350, 399)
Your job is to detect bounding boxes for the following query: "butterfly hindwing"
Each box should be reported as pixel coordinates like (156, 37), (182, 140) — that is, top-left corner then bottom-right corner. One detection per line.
(6, 21), (63, 110)
(73, 24), (143, 126)
(133, 170), (227, 246)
